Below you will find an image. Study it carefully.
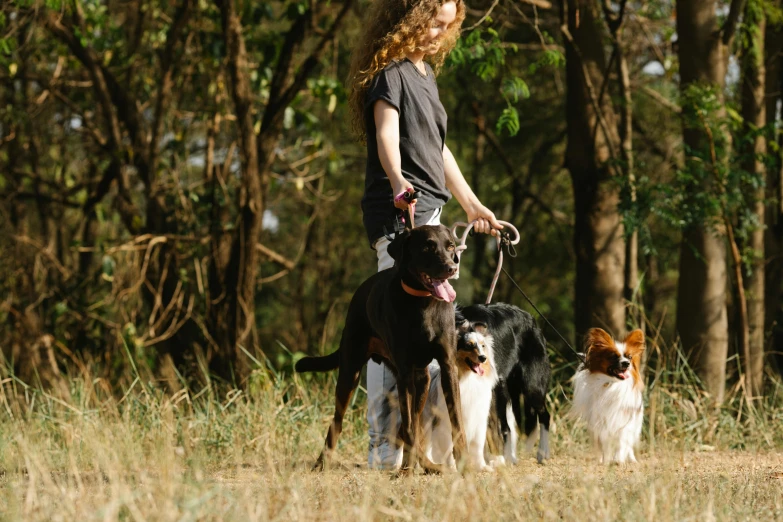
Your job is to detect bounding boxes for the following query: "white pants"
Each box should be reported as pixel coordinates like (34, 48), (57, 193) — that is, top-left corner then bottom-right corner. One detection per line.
(367, 208), (442, 469)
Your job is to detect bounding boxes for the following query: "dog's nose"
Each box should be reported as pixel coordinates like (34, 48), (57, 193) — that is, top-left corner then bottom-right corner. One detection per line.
(620, 360), (630, 370)
(447, 264), (458, 276)
(478, 355), (487, 363)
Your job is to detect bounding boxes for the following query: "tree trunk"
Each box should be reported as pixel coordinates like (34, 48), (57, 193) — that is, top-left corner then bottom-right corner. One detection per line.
(208, 1), (351, 380)
(613, 17), (641, 329)
(563, 0), (625, 340)
(765, 1), (783, 377)
(740, 0), (766, 397)
(675, 0), (736, 402)
(211, 0), (265, 382)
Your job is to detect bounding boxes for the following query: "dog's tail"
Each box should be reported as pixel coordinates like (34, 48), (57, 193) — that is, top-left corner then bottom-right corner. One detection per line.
(295, 349), (340, 373)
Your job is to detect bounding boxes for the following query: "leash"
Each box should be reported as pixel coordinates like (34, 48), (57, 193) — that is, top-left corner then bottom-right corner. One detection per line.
(500, 266), (585, 364)
(451, 219), (585, 364)
(451, 220), (519, 304)
(395, 188), (419, 230)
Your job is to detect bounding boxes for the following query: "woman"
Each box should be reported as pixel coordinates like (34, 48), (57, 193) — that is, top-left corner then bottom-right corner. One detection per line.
(348, 0), (501, 469)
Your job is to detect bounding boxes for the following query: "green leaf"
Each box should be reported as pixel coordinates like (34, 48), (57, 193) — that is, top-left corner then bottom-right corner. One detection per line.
(501, 77), (530, 103)
(496, 107), (520, 136)
(54, 301), (69, 318)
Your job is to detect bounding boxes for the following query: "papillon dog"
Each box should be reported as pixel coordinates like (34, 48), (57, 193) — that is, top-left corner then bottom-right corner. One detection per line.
(571, 328), (645, 464)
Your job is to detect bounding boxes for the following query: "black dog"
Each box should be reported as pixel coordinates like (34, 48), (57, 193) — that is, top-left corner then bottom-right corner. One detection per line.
(295, 225), (467, 474)
(456, 303), (551, 464)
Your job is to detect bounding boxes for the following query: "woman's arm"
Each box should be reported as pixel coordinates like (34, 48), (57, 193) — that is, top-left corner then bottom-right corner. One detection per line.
(443, 144), (502, 234)
(374, 100), (416, 210)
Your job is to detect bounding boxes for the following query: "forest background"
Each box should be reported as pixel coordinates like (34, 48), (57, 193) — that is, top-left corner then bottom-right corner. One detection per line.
(3, 0), (783, 406)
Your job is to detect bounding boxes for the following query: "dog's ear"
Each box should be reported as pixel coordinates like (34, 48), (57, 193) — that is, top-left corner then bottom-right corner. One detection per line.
(472, 322), (488, 335)
(623, 329), (645, 357)
(456, 319), (471, 332)
(387, 229), (410, 263)
(584, 328), (613, 355)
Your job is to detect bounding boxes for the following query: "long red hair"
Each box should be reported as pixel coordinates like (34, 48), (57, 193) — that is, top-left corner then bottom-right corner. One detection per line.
(347, 0), (465, 141)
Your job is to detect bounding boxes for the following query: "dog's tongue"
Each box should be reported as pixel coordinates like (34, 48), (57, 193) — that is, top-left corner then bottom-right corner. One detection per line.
(477, 365), (485, 376)
(431, 279), (456, 302)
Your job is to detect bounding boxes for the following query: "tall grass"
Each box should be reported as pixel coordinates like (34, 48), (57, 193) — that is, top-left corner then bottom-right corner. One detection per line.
(0, 341), (781, 521)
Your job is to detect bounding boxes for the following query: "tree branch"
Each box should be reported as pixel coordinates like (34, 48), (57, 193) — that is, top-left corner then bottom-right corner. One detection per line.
(260, 1), (354, 136)
(560, 24), (621, 174)
(465, 0), (500, 31)
(44, 11), (123, 150)
(638, 84), (681, 113)
(722, 0), (747, 46)
(256, 243), (296, 270)
(148, 0), (193, 179)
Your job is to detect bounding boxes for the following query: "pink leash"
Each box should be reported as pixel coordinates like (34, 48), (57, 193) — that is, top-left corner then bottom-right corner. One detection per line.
(451, 220), (520, 304)
(395, 189), (418, 230)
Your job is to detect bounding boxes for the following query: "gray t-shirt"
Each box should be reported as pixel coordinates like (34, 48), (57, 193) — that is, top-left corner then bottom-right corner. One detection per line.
(362, 59), (451, 246)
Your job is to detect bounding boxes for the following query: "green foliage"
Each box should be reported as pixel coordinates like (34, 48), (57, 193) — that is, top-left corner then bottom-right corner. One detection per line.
(619, 83), (769, 273)
(501, 76), (530, 103)
(738, 0), (765, 62)
(527, 33), (565, 74)
(496, 106), (520, 136)
(641, 86), (728, 227)
(448, 28), (536, 136)
(448, 27), (506, 80)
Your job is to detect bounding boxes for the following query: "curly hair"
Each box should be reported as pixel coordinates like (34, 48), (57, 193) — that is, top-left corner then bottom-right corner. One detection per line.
(347, 0), (465, 141)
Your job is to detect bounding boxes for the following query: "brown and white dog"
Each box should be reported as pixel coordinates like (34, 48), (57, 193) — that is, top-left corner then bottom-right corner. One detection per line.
(571, 328), (645, 464)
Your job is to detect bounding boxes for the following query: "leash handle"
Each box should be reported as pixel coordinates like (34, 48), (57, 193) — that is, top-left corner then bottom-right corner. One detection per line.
(396, 189), (419, 230)
(450, 220), (520, 249)
(450, 220), (519, 302)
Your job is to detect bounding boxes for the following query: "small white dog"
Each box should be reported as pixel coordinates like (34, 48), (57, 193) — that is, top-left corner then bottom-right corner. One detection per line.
(571, 328), (645, 464)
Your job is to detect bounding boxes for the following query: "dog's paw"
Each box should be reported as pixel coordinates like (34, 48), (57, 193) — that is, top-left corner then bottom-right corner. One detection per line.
(488, 456), (506, 468)
(311, 455), (326, 472)
(420, 456), (445, 475)
(394, 466), (415, 479)
(536, 446), (551, 464)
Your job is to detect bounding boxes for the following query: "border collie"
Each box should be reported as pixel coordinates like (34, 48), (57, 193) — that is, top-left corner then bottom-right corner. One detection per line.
(458, 303), (552, 464)
(424, 323), (499, 471)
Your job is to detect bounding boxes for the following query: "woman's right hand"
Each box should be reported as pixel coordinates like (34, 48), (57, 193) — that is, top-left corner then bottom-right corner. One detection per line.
(392, 179), (417, 210)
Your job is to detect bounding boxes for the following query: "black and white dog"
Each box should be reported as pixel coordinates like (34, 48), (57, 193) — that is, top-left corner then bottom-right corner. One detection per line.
(458, 303), (552, 464)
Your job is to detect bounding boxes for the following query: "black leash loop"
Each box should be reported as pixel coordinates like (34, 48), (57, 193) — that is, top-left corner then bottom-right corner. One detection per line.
(500, 266), (585, 364)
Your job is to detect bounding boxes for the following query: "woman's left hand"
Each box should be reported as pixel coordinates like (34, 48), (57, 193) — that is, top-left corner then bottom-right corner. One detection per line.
(467, 204), (503, 236)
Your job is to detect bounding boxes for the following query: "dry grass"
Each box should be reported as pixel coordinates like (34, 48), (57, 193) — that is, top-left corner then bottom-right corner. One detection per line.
(1, 360), (782, 521)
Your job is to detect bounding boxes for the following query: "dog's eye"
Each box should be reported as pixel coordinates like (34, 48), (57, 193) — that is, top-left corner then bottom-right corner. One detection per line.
(426, 239), (438, 251)
(447, 243), (455, 252)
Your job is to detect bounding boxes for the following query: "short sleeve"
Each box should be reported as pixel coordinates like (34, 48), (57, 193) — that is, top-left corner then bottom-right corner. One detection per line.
(365, 65), (403, 113)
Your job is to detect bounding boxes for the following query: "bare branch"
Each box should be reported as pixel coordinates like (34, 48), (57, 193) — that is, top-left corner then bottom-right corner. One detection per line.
(465, 0), (500, 31)
(260, 1), (354, 136)
(148, 0), (194, 178)
(256, 243), (296, 270)
(638, 85), (681, 113)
